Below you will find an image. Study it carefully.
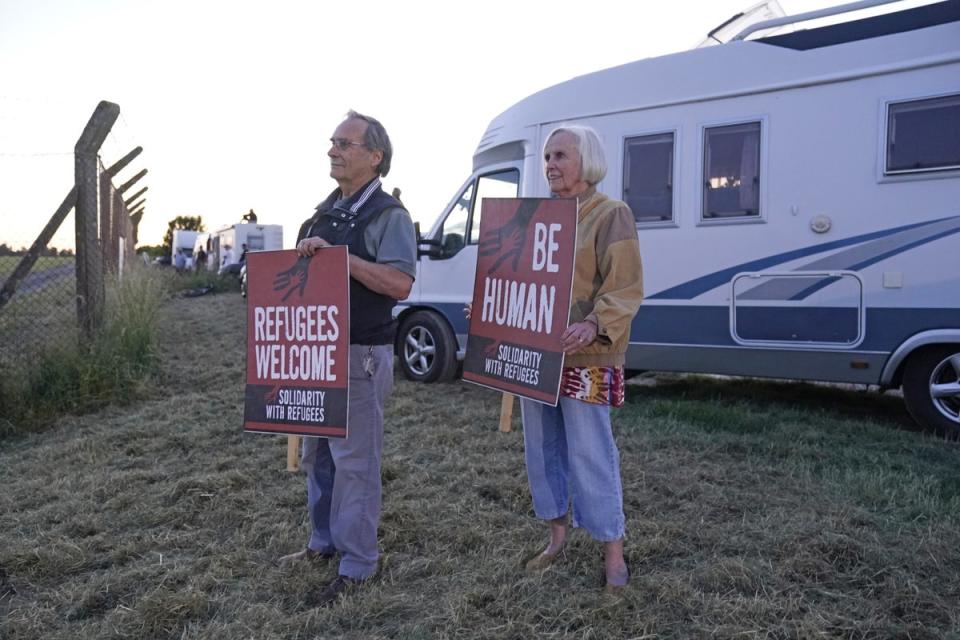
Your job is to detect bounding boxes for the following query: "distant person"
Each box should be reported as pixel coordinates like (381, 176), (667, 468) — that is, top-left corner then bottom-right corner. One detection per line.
(243, 208), (258, 223)
(218, 245), (236, 275)
(173, 248), (186, 272)
(390, 187), (402, 203)
(239, 243), (248, 263)
(195, 247), (207, 272)
(281, 110), (416, 607)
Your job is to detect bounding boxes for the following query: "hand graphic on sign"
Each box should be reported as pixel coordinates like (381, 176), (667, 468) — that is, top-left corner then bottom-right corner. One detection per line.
(273, 256), (312, 301)
(479, 199), (540, 272)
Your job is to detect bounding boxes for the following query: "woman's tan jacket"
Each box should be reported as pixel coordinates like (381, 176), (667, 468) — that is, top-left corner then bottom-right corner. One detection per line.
(565, 188), (644, 368)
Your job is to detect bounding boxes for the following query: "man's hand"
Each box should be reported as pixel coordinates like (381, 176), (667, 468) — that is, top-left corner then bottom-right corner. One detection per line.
(297, 236), (331, 257)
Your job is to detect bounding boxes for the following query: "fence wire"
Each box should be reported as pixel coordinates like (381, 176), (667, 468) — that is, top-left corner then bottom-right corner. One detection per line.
(1, 158), (139, 378)
(0, 254), (78, 372)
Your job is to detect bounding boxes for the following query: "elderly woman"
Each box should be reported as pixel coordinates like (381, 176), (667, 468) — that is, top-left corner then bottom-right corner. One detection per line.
(521, 124), (644, 596)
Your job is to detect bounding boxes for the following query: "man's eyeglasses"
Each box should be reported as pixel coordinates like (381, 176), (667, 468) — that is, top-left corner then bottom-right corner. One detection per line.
(330, 138), (366, 151)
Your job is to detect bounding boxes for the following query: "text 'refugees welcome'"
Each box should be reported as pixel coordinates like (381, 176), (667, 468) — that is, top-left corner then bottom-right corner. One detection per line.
(253, 305), (339, 381)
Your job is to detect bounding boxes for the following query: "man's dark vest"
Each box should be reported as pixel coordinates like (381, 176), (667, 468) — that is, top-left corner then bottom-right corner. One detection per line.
(297, 187), (404, 345)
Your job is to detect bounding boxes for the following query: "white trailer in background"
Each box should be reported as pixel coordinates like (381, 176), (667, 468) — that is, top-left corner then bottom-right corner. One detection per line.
(171, 229), (199, 268)
(207, 223), (283, 272)
(395, 0), (960, 436)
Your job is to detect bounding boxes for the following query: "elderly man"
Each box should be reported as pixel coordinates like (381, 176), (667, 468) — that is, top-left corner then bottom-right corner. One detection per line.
(281, 110), (417, 606)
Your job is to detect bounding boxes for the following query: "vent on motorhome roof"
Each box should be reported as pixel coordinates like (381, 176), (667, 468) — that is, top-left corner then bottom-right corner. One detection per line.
(756, 0), (960, 50)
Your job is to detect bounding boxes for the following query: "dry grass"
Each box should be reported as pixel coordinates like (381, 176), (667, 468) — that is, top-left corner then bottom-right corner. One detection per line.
(1, 291), (958, 639)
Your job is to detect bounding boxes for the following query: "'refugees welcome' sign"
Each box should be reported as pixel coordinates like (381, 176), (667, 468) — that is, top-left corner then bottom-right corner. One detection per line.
(244, 248), (350, 438)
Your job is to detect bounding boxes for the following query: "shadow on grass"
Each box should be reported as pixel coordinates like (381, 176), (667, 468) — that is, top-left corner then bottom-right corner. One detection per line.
(625, 374), (918, 434)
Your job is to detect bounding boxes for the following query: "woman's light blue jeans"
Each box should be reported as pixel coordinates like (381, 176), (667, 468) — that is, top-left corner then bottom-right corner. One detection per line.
(520, 396), (626, 541)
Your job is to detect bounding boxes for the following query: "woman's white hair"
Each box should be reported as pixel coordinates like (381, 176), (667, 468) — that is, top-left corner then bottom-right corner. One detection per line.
(544, 124), (607, 186)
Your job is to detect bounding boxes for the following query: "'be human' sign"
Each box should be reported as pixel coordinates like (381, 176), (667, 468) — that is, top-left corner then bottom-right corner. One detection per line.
(244, 248), (350, 438)
(463, 198), (576, 405)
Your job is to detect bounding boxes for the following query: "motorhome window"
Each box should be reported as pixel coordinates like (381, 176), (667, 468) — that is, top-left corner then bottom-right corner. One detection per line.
(247, 234), (264, 250)
(702, 122), (761, 219)
(469, 169), (520, 245)
(436, 181), (473, 258)
(886, 94), (960, 174)
(622, 133), (674, 224)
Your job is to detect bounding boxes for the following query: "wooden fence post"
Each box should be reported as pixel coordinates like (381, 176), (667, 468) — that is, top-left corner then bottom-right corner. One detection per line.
(129, 208), (145, 245)
(102, 146), (144, 275)
(117, 168), (148, 195)
(103, 146), (143, 179)
(74, 101), (120, 342)
(124, 186), (148, 206)
(99, 166), (115, 272)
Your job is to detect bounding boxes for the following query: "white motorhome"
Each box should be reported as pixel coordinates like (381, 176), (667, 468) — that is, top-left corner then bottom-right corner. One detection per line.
(395, 0), (960, 436)
(171, 229), (199, 268)
(209, 223), (283, 272)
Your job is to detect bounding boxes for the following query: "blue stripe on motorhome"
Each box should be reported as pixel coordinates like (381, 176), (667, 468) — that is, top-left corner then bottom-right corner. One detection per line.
(647, 216), (958, 300)
(734, 217), (960, 301)
(410, 302), (960, 353)
(630, 305), (960, 351)
(791, 226), (960, 299)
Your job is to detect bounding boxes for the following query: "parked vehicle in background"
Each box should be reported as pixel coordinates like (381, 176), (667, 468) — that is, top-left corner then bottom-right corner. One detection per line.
(394, 0), (960, 437)
(207, 223), (283, 275)
(171, 230), (199, 268)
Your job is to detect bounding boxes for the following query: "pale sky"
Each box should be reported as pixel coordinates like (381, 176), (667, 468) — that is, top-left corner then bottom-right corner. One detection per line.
(0, 0), (914, 251)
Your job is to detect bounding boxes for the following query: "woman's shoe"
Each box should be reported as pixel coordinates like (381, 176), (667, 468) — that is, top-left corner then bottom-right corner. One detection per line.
(525, 548), (563, 571)
(602, 563), (630, 596)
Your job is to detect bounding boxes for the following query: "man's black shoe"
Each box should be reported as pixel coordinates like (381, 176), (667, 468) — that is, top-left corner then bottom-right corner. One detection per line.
(313, 575), (361, 607)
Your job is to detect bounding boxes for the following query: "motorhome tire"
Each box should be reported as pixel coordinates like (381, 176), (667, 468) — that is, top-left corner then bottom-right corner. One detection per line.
(902, 345), (960, 440)
(397, 311), (458, 383)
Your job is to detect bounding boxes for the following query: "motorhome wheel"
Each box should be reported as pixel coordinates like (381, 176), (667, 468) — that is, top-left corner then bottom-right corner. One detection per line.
(396, 311), (458, 383)
(902, 346), (960, 440)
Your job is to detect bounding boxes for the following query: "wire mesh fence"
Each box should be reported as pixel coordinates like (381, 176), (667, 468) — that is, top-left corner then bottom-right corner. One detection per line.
(0, 254), (78, 373)
(0, 101), (144, 388)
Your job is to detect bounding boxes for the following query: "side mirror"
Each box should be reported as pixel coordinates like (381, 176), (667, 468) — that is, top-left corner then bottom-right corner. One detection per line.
(414, 221), (444, 258)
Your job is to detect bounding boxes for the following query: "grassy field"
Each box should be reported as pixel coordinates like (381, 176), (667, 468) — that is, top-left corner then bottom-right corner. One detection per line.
(0, 255), (73, 281)
(0, 256), (22, 280)
(0, 256), (77, 374)
(1, 291), (958, 639)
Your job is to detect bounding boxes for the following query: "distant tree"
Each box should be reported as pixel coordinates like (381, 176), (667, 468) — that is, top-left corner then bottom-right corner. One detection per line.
(59, 248), (75, 257)
(162, 216), (204, 255)
(0, 243), (13, 256)
(136, 244), (166, 258)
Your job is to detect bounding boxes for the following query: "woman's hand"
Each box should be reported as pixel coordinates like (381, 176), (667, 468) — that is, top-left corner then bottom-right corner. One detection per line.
(561, 320), (598, 354)
(296, 236), (330, 257)
(463, 302), (473, 320)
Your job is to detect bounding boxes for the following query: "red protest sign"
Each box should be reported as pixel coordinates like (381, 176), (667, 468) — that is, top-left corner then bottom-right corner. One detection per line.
(244, 248), (350, 438)
(463, 198), (577, 405)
